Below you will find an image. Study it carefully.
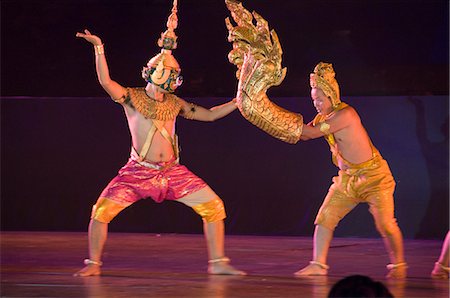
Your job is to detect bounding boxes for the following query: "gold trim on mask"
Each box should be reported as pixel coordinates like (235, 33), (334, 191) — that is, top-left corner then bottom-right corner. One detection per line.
(142, 1), (182, 92)
(125, 88), (182, 121)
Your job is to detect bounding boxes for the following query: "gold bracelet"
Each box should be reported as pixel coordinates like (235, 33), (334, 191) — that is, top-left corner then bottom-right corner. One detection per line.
(94, 44), (104, 56)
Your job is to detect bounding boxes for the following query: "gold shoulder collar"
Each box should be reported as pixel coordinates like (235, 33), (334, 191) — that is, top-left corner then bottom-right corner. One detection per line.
(126, 88), (182, 121)
(312, 102), (349, 126)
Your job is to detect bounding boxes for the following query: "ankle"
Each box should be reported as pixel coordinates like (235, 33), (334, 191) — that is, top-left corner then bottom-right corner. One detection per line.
(208, 257), (230, 264)
(435, 262), (450, 272)
(386, 262), (407, 270)
(84, 259), (103, 266)
(309, 260), (329, 270)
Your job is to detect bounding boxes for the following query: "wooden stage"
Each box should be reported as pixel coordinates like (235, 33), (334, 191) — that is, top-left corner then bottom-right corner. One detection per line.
(1, 232), (448, 297)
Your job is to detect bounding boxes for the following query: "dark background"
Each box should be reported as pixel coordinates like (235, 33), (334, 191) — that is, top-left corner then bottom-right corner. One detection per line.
(1, 0), (449, 239)
(2, 0), (448, 98)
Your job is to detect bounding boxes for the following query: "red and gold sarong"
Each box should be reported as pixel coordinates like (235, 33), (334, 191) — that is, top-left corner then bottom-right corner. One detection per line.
(90, 151), (219, 223)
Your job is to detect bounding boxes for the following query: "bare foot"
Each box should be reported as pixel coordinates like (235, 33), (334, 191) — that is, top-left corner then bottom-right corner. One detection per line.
(208, 261), (247, 276)
(386, 263), (407, 279)
(294, 262), (328, 277)
(73, 264), (101, 277)
(431, 262), (449, 279)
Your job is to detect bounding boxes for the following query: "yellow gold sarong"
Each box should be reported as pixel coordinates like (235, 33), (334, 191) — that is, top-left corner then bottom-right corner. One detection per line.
(315, 154), (398, 234)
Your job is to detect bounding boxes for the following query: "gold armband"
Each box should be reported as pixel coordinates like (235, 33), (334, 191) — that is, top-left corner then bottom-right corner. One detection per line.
(319, 122), (331, 135)
(94, 44), (104, 56)
(113, 94), (127, 104)
(182, 103), (197, 120)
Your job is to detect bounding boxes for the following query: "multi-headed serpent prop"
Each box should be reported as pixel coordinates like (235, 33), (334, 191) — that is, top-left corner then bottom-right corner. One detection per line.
(225, 0), (303, 144)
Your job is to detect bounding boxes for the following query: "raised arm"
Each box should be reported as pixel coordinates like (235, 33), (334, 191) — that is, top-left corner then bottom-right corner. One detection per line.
(76, 29), (126, 100)
(179, 98), (237, 122)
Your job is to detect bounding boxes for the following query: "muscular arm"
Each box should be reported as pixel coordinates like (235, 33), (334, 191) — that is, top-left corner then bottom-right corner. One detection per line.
(76, 29), (126, 101)
(179, 98), (237, 122)
(300, 107), (355, 141)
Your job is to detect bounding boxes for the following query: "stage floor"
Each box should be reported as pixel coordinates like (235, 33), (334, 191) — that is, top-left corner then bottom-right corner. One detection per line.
(1, 232), (448, 297)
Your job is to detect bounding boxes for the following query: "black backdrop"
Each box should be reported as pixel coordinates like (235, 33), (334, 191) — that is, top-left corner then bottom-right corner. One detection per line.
(2, 0), (448, 98)
(1, 0), (449, 239)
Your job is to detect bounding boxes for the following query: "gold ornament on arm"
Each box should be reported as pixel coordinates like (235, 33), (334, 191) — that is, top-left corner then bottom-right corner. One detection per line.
(225, 0), (303, 144)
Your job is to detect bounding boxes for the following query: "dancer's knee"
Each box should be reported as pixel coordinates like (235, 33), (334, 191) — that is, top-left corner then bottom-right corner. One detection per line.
(315, 211), (340, 231)
(192, 198), (226, 223)
(375, 218), (399, 237)
(91, 197), (127, 223)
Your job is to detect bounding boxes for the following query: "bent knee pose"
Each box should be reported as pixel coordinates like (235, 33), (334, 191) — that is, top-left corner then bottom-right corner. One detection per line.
(293, 64), (406, 279)
(74, 1), (245, 277)
(225, 3), (406, 279)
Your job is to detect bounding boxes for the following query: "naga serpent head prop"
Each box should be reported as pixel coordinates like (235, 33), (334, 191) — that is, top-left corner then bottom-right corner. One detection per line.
(225, 0), (286, 90)
(225, 0), (303, 144)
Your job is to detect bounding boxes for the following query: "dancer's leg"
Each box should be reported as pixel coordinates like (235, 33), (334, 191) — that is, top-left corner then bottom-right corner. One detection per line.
(295, 225), (333, 276)
(74, 219), (108, 277)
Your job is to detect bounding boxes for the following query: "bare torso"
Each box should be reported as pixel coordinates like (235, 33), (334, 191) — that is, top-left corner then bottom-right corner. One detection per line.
(123, 104), (176, 162)
(329, 107), (374, 169)
(302, 104), (375, 169)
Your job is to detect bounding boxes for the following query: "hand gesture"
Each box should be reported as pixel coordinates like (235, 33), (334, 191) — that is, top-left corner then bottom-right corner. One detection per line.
(75, 29), (102, 46)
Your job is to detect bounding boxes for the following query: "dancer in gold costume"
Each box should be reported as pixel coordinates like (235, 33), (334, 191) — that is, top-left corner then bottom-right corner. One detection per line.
(225, 0), (406, 278)
(73, 0), (245, 277)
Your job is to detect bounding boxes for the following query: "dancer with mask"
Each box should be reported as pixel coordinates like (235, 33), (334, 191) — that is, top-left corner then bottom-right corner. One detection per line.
(74, 0), (245, 277)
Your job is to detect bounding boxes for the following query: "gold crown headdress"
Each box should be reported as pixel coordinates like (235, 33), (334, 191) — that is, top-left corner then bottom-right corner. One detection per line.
(142, 0), (183, 93)
(310, 62), (340, 108)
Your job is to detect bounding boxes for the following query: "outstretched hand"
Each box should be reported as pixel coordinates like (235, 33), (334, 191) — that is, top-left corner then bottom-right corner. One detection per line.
(75, 29), (102, 46)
